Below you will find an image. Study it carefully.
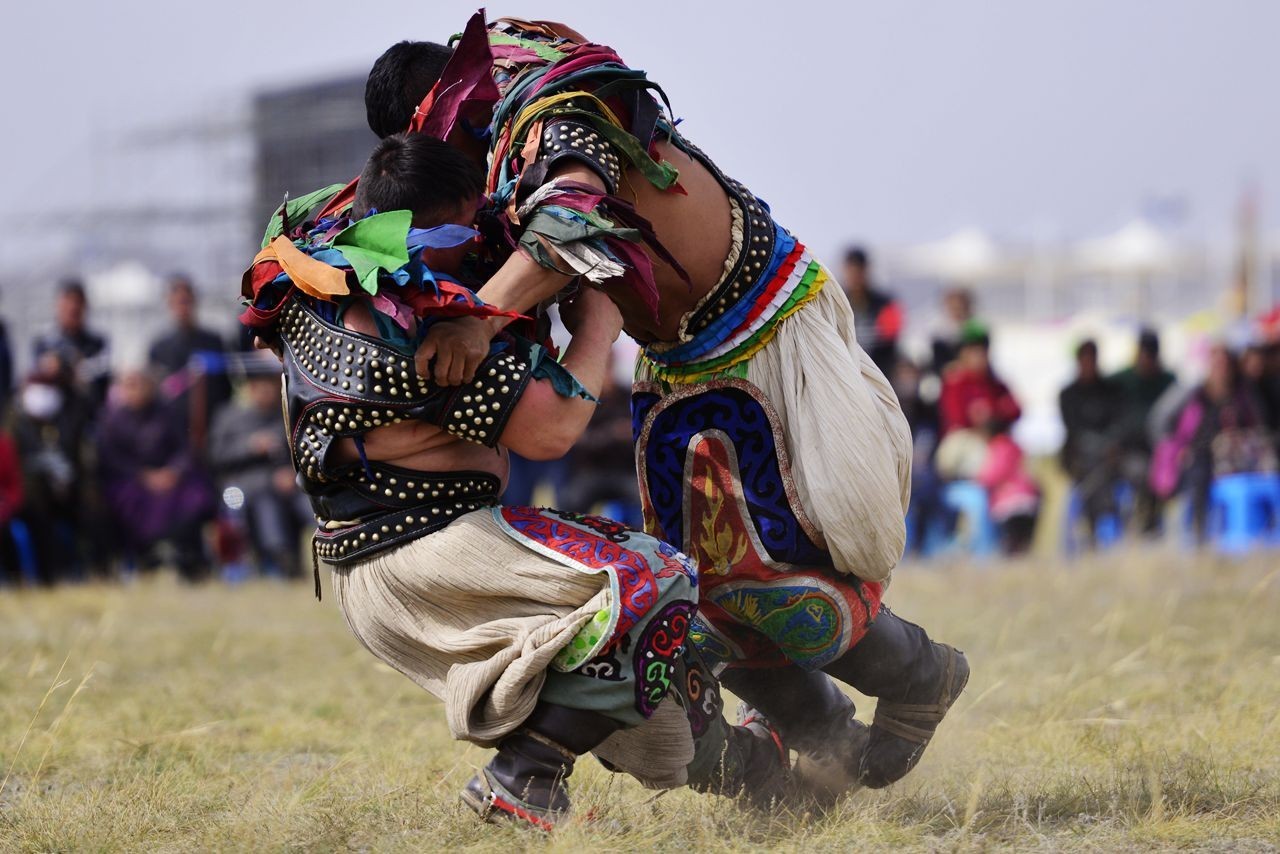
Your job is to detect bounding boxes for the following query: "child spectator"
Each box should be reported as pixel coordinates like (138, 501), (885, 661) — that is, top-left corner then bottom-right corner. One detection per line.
(936, 322), (1021, 479)
(975, 420), (1040, 556)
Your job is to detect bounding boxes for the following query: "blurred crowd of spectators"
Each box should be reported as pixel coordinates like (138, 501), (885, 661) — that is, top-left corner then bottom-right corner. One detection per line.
(3, 253), (1280, 586)
(0, 276), (649, 588)
(0, 277), (316, 586)
(841, 247), (1280, 556)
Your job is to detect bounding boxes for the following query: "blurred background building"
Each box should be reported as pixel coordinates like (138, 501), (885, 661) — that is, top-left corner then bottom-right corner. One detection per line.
(0, 75), (372, 370)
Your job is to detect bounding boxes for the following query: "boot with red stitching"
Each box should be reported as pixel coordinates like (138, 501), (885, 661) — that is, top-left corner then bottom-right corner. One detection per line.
(460, 704), (619, 831)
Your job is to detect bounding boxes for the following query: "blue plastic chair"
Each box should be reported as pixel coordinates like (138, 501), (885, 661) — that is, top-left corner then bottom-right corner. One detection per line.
(1063, 482), (1131, 555)
(905, 497), (954, 558)
(1207, 472), (1280, 555)
(6, 520), (40, 585)
(942, 480), (1000, 557)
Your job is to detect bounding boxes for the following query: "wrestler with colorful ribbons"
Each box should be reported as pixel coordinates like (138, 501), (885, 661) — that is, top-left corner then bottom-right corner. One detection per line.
(353, 10), (970, 808)
(242, 133), (790, 830)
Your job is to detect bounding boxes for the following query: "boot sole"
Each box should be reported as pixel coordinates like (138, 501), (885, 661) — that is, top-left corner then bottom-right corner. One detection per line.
(459, 773), (560, 832)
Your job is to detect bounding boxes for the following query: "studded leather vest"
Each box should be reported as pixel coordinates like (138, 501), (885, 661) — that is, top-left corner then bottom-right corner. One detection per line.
(278, 295), (533, 565)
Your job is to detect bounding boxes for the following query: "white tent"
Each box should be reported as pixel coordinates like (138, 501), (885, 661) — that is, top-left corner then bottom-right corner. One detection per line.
(898, 228), (1022, 282)
(1070, 219), (1198, 317)
(86, 261), (162, 308)
(1072, 219), (1184, 276)
(86, 262), (166, 369)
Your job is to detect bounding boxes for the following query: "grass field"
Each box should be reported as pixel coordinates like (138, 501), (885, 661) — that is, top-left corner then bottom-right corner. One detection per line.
(1, 550), (1277, 852)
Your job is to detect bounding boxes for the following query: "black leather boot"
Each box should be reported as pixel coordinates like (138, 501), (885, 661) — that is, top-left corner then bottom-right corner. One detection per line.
(686, 706), (791, 808)
(461, 703), (620, 830)
(822, 606), (969, 788)
(721, 666), (869, 804)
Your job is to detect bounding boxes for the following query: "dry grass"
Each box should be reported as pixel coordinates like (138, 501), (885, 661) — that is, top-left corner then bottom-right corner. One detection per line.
(1, 549), (1277, 852)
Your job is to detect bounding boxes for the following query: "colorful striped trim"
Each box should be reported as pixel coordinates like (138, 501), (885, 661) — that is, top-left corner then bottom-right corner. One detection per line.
(651, 229), (799, 365)
(641, 251), (827, 384)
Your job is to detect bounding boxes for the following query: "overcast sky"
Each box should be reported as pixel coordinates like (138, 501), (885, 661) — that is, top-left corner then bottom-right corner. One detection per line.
(3, 0), (1278, 261)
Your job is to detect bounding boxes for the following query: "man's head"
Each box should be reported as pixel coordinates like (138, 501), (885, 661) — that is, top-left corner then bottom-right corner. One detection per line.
(1205, 343), (1239, 399)
(1075, 339), (1099, 382)
(365, 41), (456, 139)
(943, 287), (974, 325)
(116, 368), (157, 411)
(354, 133), (485, 272)
(55, 279), (87, 334)
(167, 275), (198, 329)
(842, 247), (870, 297)
(1136, 328), (1161, 375)
(1242, 345), (1265, 381)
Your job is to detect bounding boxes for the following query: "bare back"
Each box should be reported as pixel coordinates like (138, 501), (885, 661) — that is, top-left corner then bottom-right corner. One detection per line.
(607, 140), (733, 344)
(335, 302), (511, 485)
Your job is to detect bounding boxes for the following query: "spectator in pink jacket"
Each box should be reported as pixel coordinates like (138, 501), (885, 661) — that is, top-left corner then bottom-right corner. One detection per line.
(975, 422), (1039, 555)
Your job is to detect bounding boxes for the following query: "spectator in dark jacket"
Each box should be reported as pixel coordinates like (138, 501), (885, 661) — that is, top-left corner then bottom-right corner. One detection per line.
(893, 359), (948, 553)
(10, 355), (97, 583)
(1111, 328), (1177, 534)
(209, 368), (310, 577)
(841, 247), (903, 376)
(0, 314), (13, 413)
(1059, 339), (1123, 545)
(33, 280), (111, 414)
(1242, 342), (1280, 456)
(148, 275), (232, 444)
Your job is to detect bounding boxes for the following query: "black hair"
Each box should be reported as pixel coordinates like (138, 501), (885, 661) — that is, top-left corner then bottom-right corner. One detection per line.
(1137, 327), (1160, 357)
(58, 278), (86, 302)
(365, 41), (455, 139)
(353, 132), (485, 222)
(1076, 339), (1098, 360)
(168, 274), (195, 297)
(844, 246), (870, 268)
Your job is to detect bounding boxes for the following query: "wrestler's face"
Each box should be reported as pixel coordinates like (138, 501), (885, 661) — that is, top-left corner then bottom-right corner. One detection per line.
(415, 195), (482, 275)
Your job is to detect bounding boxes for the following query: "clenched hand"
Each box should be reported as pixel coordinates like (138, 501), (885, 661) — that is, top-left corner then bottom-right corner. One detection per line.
(415, 316), (493, 386)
